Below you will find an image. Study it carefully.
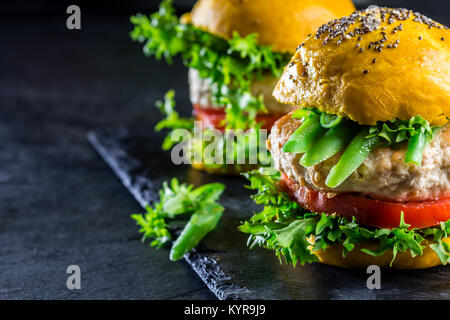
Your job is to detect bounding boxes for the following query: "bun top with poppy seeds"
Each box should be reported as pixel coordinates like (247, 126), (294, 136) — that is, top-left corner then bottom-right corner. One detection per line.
(273, 7), (450, 126)
(181, 0), (356, 53)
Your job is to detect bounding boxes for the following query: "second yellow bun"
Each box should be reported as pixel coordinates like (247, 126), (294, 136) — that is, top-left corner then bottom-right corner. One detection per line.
(183, 0), (355, 53)
(274, 7), (450, 126)
(315, 237), (450, 270)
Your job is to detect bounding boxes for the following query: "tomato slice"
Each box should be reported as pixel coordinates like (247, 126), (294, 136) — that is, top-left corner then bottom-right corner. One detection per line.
(193, 104), (280, 131)
(280, 173), (450, 229)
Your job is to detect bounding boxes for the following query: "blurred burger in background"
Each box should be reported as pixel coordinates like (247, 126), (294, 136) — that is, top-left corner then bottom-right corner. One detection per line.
(131, 0), (355, 174)
(240, 7), (450, 269)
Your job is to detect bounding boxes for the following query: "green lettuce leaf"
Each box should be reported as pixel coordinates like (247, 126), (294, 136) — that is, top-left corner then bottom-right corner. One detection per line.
(239, 169), (450, 267)
(154, 90), (195, 150)
(131, 0), (290, 130)
(132, 178), (225, 260)
(154, 90), (271, 172)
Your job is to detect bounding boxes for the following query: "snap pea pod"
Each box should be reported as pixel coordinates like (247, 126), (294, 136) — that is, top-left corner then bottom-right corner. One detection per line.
(320, 112), (343, 128)
(325, 128), (385, 188)
(170, 203), (224, 261)
(300, 121), (359, 167)
(405, 132), (426, 166)
(282, 114), (327, 154)
(291, 108), (315, 119)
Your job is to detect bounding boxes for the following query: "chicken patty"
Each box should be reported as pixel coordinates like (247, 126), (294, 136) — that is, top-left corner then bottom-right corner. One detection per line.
(188, 68), (295, 115)
(268, 113), (450, 202)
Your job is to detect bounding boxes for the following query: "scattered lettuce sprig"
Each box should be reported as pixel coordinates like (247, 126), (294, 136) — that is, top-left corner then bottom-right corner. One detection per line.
(154, 90), (194, 150)
(154, 90), (271, 172)
(132, 178), (225, 261)
(239, 168), (450, 267)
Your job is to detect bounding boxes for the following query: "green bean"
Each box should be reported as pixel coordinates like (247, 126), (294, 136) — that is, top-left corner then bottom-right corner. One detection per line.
(300, 121), (359, 167)
(405, 132), (426, 166)
(320, 112), (343, 128)
(291, 108), (314, 119)
(282, 114), (327, 154)
(169, 203), (223, 261)
(325, 128), (385, 188)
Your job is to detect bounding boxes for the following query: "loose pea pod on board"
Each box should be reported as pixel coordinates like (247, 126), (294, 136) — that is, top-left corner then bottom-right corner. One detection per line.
(170, 203), (224, 261)
(132, 178), (226, 261)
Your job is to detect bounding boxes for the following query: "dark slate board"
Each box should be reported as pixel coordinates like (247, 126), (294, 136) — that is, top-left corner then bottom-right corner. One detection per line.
(88, 126), (450, 300)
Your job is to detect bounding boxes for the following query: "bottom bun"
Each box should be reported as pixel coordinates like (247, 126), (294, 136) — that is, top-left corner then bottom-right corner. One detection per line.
(315, 237), (450, 270)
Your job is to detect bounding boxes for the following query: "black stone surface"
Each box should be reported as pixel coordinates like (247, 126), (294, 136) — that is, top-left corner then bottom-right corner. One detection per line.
(0, 13), (215, 300)
(88, 126), (450, 300)
(0, 0), (448, 300)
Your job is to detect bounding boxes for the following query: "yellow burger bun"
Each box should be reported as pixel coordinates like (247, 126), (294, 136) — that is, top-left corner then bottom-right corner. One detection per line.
(315, 237), (450, 269)
(181, 0), (356, 53)
(273, 7), (450, 126)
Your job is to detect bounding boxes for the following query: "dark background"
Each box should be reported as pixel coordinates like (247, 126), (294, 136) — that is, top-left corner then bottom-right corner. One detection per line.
(1, 0), (195, 16)
(0, 1), (448, 299)
(1, 0), (449, 18)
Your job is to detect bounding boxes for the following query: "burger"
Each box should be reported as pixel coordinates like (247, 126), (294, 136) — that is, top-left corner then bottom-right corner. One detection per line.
(131, 0), (355, 174)
(239, 7), (450, 269)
